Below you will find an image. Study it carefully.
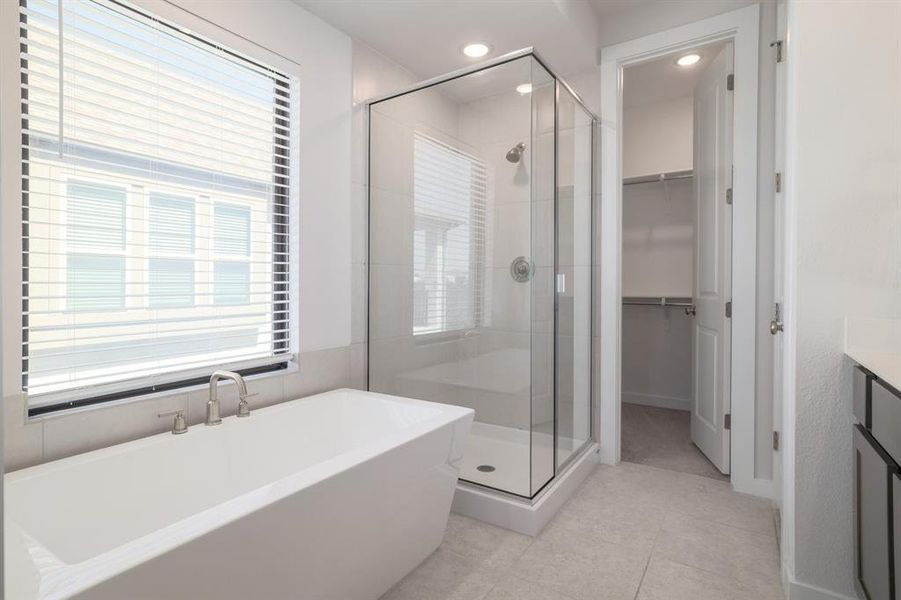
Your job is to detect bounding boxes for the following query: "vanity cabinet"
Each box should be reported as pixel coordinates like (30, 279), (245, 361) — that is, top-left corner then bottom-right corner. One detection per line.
(852, 366), (900, 600)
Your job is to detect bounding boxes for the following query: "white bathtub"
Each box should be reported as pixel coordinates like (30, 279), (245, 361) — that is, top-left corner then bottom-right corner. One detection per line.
(5, 389), (473, 600)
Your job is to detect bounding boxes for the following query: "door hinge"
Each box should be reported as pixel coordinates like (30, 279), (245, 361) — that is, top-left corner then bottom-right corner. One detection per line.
(773, 430), (780, 451)
(775, 172), (782, 193)
(726, 73), (734, 91)
(770, 40), (784, 63)
(726, 188), (733, 205)
(724, 413), (732, 430)
(725, 301), (732, 318)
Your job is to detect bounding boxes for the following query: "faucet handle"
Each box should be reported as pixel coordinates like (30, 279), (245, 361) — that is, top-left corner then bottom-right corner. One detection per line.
(236, 393), (258, 418)
(158, 409), (188, 435)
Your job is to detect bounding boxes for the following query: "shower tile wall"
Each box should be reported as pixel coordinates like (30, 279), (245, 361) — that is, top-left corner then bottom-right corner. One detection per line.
(366, 89), (464, 402)
(350, 43), (446, 390)
(457, 90), (534, 431)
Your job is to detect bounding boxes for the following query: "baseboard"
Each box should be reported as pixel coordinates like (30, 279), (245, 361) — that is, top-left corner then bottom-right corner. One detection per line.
(622, 390), (690, 412)
(783, 565), (859, 600)
(732, 475), (774, 499)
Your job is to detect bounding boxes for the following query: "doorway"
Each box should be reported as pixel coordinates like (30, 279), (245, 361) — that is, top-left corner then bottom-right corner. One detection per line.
(600, 4), (765, 495)
(619, 42), (733, 480)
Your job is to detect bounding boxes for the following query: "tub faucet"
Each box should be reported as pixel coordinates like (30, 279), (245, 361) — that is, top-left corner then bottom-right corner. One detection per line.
(207, 370), (254, 425)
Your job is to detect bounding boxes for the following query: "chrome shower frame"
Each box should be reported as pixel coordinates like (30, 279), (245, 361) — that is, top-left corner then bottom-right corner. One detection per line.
(363, 47), (600, 503)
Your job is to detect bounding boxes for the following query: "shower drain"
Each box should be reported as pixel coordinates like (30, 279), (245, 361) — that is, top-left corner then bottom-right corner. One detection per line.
(476, 465), (496, 473)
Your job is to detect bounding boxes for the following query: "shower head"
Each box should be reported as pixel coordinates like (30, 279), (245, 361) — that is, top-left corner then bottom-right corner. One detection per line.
(506, 142), (526, 163)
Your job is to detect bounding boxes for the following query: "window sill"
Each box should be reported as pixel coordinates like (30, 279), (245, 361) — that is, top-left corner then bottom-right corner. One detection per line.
(27, 358), (299, 423)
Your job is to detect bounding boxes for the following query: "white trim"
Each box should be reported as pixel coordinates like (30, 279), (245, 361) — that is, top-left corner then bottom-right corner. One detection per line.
(621, 391), (690, 412)
(779, 0), (800, 583)
(783, 565), (858, 600)
(599, 5), (762, 495)
(733, 475), (773, 500)
(452, 443), (600, 536)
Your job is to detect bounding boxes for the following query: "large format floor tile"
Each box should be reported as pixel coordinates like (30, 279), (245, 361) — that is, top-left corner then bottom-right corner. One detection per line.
(507, 526), (650, 600)
(637, 557), (775, 600)
(380, 463), (783, 600)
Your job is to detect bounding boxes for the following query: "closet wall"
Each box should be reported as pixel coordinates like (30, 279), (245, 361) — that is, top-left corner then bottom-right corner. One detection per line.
(621, 92), (695, 411)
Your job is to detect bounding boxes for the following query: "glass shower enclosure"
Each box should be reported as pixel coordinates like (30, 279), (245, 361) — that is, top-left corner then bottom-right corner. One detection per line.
(367, 50), (595, 498)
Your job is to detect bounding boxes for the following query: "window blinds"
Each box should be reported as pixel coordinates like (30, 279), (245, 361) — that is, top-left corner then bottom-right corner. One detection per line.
(19, 0), (295, 409)
(412, 133), (487, 336)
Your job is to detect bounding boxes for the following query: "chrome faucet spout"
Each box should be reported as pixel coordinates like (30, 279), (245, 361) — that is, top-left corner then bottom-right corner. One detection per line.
(207, 370), (250, 426)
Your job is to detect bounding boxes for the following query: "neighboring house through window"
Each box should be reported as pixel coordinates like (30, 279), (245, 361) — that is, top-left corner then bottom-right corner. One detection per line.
(20, 0), (296, 413)
(412, 133), (487, 336)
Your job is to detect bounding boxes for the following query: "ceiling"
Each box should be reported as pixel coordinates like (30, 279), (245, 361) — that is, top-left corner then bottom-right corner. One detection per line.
(293, 0), (601, 80)
(295, 0), (757, 102)
(623, 42), (727, 108)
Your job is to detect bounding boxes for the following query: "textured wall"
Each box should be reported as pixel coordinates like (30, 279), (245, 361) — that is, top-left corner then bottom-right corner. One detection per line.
(790, 0), (901, 595)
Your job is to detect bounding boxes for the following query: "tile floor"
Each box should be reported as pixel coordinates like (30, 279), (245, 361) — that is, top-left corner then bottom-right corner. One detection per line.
(621, 402), (729, 481)
(381, 462), (783, 600)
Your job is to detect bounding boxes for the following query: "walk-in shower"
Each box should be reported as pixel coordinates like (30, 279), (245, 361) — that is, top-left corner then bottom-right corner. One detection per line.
(366, 49), (596, 508)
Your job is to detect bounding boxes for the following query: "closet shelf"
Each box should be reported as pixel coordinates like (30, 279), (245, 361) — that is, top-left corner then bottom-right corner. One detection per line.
(623, 295), (694, 308)
(623, 169), (693, 186)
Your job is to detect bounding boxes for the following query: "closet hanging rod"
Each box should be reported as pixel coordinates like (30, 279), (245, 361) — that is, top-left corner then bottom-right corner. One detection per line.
(622, 296), (694, 308)
(623, 169), (693, 186)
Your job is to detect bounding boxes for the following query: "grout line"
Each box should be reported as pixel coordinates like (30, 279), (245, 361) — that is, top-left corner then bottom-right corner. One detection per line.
(506, 575), (582, 600)
(665, 505), (779, 542)
(633, 504), (667, 600)
(631, 551), (654, 600)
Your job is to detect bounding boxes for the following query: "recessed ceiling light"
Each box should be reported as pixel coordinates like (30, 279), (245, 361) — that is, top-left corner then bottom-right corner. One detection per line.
(516, 83), (532, 95)
(462, 43), (490, 58)
(676, 53), (701, 67)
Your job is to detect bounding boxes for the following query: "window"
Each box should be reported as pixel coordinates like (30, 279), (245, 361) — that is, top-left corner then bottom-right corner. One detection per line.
(213, 202), (252, 305)
(20, 0), (296, 413)
(412, 133), (487, 336)
(65, 180), (127, 311)
(148, 193), (195, 308)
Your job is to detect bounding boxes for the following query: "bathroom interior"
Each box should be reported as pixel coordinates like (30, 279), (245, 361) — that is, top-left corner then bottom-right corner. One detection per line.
(1, 1), (900, 600)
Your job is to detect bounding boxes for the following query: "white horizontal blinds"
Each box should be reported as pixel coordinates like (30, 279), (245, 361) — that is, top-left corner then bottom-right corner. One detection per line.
(412, 133), (487, 336)
(20, 0), (295, 404)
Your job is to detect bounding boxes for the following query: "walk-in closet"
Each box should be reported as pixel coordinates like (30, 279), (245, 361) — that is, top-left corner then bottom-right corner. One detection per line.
(621, 42), (733, 480)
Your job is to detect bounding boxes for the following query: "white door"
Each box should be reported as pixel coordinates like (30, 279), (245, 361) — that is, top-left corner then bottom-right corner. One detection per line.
(691, 43), (734, 474)
(772, 0), (788, 514)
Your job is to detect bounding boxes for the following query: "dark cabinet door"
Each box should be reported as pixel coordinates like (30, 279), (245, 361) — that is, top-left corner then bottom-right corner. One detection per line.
(873, 379), (901, 460)
(895, 474), (901, 599)
(854, 424), (896, 600)
(854, 367), (870, 427)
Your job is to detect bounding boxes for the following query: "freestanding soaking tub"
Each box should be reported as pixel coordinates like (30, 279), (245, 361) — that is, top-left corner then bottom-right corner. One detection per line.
(5, 389), (473, 600)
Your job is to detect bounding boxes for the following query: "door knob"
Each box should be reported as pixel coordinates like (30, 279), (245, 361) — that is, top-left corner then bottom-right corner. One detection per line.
(684, 305), (696, 316)
(769, 302), (783, 335)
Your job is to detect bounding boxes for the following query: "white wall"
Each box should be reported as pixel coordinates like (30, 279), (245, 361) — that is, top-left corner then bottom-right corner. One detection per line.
(785, 1), (901, 597)
(1, 0), (355, 469)
(596, 0), (760, 47)
(622, 95), (694, 179)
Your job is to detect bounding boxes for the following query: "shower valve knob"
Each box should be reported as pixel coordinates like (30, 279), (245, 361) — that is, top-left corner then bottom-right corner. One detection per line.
(510, 256), (534, 282)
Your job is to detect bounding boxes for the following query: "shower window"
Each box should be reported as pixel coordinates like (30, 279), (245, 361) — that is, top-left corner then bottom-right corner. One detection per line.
(412, 133), (487, 336)
(19, 0), (297, 414)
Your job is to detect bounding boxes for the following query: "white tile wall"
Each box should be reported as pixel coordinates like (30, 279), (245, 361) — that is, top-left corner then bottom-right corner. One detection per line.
(43, 392), (189, 463)
(5, 346), (353, 471)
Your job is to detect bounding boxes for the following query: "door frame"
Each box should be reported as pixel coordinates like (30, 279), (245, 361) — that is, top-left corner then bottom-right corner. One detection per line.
(599, 4), (769, 497)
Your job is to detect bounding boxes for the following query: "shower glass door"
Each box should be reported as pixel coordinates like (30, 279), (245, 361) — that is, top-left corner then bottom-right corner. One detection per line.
(368, 55), (555, 498)
(555, 86), (593, 469)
